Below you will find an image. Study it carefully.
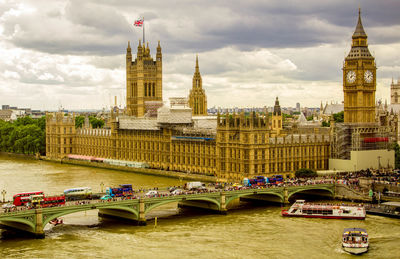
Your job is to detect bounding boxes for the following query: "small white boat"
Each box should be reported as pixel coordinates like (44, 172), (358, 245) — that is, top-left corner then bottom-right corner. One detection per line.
(342, 228), (369, 254)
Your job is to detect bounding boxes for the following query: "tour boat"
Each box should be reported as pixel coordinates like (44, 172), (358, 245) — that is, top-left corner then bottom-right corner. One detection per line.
(342, 228), (369, 254)
(281, 200), (365, 219)
(50, 218), (63, 226)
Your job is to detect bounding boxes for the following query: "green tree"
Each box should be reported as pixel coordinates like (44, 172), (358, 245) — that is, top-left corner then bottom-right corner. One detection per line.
(295, 168), (317, 178)
(306, 115), (313, 121)
(35, 116), (46, 131)
(0, 117), (46, 155)
(321, 121), (330, 127)
(89, 116), (104, 128)
(332, 111), (344, 122)
(75, 116), (85, 128)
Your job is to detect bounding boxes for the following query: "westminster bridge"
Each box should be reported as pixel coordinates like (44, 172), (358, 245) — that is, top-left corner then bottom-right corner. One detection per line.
(0, 184), (336, 238)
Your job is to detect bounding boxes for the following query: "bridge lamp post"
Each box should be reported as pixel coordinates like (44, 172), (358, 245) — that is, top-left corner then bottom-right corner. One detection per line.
(377, 156), (381, 171)
(100, 182), (104, 193)
(387, 158), (390, 169)
(1, 189), (6, 203)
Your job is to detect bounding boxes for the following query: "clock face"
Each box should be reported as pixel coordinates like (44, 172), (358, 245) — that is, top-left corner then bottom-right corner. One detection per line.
(346, 70), (356, 83)
(364, 70), (373, 83)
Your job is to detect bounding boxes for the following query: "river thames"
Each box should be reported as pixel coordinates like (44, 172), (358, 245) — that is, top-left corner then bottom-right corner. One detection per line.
(0, 153), (399, 259)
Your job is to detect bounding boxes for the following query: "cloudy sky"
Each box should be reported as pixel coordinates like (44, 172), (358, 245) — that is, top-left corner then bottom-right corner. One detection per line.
(0, 0), (399, 111)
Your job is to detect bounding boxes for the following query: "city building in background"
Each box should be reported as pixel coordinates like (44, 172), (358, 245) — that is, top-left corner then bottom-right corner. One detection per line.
(0, 105), (45, 121)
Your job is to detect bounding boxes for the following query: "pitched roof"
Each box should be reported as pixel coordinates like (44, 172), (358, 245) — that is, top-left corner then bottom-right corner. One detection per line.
(352, 9), (367, 38)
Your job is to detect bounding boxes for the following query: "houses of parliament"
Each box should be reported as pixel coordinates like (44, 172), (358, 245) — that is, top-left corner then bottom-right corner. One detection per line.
(45, 10), (396, 181)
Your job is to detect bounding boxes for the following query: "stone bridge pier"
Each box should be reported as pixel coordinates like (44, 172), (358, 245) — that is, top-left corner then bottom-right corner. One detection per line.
(34, 208), (45, 238)
(219, 192), (227, 214)
(138, 198), (146, 225)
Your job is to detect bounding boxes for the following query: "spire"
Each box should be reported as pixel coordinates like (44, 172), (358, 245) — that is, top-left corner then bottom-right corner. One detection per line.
(195, 54), (199, 73)
(352, 8), (367, 39)
(126, 40), (132, 62)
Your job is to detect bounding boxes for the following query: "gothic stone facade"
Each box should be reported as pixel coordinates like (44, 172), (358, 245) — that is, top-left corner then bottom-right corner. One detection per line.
(126, 41), (162, 117)
(46, 111), (330, 181)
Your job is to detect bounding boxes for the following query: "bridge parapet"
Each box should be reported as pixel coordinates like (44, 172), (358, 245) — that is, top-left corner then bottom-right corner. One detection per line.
(0, 183), (336, 238)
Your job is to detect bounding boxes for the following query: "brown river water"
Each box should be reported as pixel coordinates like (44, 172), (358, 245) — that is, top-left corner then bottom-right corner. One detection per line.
(0, 153), (399, 259)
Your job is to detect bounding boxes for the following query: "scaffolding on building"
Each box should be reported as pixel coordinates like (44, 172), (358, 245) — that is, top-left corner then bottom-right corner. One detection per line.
(331, 122), (396, 160)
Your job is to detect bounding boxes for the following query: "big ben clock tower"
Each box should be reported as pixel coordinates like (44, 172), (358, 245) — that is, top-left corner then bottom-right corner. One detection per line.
(343, 9), (376, 123)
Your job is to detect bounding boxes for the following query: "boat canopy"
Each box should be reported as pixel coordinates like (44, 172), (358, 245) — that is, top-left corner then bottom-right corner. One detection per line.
(343, 228), (367, 235)
(381, 202), (400, 207)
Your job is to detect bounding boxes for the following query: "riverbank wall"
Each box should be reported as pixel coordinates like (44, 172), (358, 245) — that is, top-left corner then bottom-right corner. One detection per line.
(41, 157), (219, 183)
(334, 184), (372, 202)
(0, 151), (36, 159)
(359, 177), (400, 193)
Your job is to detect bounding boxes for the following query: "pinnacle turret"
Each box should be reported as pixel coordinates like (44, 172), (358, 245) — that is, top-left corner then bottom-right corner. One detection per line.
(195, 54), (199, 73)
(273, 97), (281, 116)
(126, 41), (132, 63)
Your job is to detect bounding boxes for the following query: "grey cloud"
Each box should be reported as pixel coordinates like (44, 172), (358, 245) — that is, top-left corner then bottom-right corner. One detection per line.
(3, 0), (399, 56)
(65, 0), (131, 34)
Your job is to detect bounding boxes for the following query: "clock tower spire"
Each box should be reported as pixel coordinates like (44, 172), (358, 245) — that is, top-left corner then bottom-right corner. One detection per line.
(343, 8), (376, 123)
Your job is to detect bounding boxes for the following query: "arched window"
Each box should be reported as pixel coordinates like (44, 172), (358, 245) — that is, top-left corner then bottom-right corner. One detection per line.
(395, 92), (398, 103)
(144, 83), (147, 96)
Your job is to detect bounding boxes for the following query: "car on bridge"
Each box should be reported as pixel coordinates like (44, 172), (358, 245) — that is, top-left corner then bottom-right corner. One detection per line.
(100, 195), (113, 200)
(2, 203), (15, 209)
(145, 190), (158, 197)
(171, 189), (183, 195)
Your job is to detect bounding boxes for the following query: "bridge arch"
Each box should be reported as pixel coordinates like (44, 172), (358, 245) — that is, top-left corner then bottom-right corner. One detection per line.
(0, 217), (36, 232)
(144, 196), (221, 215)
(225, 191), (284, 207)
(288, 187), (334, 201)
(43, 205), (139, 227)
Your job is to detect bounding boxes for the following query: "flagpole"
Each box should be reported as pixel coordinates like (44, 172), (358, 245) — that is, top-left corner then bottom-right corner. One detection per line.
(143, 17), (145, 44)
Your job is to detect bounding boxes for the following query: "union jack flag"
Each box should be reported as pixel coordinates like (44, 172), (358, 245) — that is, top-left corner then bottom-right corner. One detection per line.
(134, 19), (143, 27)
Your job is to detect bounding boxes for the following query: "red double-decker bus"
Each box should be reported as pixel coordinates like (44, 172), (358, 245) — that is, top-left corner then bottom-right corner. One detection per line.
(41, 195), (66, 208)
(13, 191), (44, 206)
(19, 193), (66, 208)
